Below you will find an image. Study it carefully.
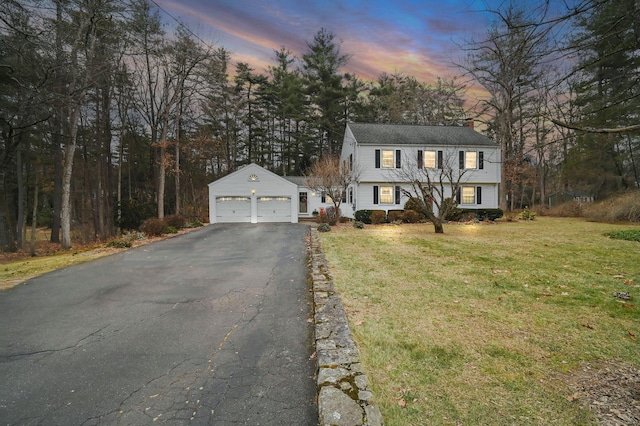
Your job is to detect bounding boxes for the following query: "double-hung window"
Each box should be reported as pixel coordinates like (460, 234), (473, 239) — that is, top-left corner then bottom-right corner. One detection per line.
(382, 150), (394, 168)
(459, 151), (484, 170)
(375, 149), (401, 168)
(465, 151), (477, 169)
(457, 186), (483, 205)
(424, 151), (436, 168)
(461, 187), (475, 204)
(380, 186), (394, 204)
(373, 185), (401, 205)
(418, 150), (443, 169)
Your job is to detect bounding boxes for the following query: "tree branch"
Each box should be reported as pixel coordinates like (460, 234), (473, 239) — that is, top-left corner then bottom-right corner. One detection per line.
(546, 116), (640, 134)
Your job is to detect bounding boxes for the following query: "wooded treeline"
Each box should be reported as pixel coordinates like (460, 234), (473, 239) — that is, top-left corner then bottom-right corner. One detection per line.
(1, 0), (638, 250)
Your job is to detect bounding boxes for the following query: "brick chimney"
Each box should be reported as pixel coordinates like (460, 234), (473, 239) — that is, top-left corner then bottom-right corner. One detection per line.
(463, 119), (474, 129)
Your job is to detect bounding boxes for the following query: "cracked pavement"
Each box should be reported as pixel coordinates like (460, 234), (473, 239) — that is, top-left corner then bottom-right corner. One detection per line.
(0, 224), (317, 425)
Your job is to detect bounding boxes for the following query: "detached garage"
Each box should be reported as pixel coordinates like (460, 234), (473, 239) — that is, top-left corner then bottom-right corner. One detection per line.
(208, 164), (298, 224)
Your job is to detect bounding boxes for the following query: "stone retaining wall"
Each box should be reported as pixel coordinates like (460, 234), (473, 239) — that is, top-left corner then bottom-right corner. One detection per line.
(308, 229), (384, 426)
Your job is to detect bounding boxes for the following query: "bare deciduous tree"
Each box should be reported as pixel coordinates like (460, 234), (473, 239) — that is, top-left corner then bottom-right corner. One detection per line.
(390, 153), (472, 234)
(304, 156), (360, 219)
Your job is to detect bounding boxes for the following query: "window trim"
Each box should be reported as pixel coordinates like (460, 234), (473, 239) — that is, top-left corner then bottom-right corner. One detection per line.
(459, 150), (484, 170)
(424, 150), (437, 168)
(379, 185), (394, 204)
(465, 151), (477, 169)
(381, 150), (395, 168)
(461, 186), (476, 204)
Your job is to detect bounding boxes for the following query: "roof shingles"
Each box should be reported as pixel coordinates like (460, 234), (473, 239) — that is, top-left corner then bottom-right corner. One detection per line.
(348, 123), (496, 147)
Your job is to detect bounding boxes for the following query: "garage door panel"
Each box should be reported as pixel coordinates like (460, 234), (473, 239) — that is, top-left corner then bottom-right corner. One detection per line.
(257, 197), (291, 222)
(216, 196), (251, 223)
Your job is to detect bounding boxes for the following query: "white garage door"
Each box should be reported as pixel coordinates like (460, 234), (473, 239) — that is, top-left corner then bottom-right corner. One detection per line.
(257, 196), (291, 222)
(216, 196), (251, 223)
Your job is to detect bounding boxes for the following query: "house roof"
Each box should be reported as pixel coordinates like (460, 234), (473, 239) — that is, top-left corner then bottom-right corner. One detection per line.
(282, 176), (307, 186)
(347, 122), (497, 147)
(207, 163), (297, 189)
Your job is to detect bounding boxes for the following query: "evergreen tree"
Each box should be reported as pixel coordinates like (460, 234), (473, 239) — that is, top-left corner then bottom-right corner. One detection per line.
(302, 28), (351, 158)
(566, 0), (640, 195)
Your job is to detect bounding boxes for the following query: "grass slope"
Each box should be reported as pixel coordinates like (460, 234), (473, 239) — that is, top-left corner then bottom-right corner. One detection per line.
(320, 217), (640, 425)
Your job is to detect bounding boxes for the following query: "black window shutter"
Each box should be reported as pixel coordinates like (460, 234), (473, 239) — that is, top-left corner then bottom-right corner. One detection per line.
(342, 191), (347, 203)
(373, 186), (379, 204)
(395, 186), (401, 205)
(396, 149), (401, 168)
(456, 188), (461, 204)
(479, 151), (484, 169)
(476, 186), (482, 204)
(437, 150), (443, 169)
(459, 151), (464, 169)
(321, 193), (326, 203)
(417, 150), (423, 169)
(375, 149), (380, 168)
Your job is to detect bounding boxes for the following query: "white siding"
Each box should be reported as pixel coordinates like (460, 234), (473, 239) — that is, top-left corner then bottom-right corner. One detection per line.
(340, 123), (501, 217)
(208, 164), (298, 224)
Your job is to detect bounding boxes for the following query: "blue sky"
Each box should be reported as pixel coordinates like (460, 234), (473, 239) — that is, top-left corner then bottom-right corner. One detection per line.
(153, 0), (567, 94)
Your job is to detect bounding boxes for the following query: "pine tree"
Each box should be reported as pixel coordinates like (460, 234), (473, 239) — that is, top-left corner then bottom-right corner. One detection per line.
(566, 0), (640, 195)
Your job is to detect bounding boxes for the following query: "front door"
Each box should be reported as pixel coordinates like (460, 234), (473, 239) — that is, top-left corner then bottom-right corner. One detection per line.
(299, 192), (308, 214)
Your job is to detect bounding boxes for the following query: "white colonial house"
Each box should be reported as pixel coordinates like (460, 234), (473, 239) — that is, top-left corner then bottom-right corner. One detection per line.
(339, 122), (501, 219)
(208, 122), (501, 223)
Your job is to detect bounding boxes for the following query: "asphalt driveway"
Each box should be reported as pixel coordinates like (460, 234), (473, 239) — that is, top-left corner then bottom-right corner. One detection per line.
(0, 224), (317, 425)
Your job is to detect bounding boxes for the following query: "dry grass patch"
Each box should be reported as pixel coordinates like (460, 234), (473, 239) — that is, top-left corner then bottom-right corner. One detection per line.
(1, 227), (204, 291)
(320, 218), (640, 425)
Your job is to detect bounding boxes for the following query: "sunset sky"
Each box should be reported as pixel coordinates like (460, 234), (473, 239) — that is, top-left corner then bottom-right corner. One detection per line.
(152, 0), (568, 101)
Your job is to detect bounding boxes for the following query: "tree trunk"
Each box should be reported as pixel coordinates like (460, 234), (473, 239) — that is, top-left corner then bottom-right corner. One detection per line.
(50, 124), (63, 243)
(432, 218), (444, 234)
(61, 108), (80, 249)
(16, 139), (25, 250)
(50, 0), (63, 244)
(157, 139), (166, 219)
(30, 170), (39, 257)
(60, 149), (74, 248)
(175, 98), (183, 216)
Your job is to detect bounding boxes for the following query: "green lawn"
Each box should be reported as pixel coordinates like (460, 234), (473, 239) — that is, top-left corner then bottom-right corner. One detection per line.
(319, 217), (640, 425)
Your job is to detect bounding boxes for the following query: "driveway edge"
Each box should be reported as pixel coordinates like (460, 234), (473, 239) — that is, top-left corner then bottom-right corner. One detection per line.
(308, 228), (384, 426)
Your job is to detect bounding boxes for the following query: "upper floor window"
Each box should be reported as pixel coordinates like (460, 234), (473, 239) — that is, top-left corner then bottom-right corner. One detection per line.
(424, 151), (436, 168)
(382, 150), (394, 168)
(375, 149), (401, 168)
(418, 150), (443, 169)
(465, 151), (477, 169)
(459, 151), (484, 170)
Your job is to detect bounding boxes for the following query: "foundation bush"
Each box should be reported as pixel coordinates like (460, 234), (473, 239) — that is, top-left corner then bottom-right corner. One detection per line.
(370, 210), (387, 224)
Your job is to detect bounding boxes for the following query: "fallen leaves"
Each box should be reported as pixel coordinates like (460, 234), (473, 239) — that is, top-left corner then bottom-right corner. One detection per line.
(628, 331), (636, 340)
(567, 392), (582, 402)
(581, 323), (595, 330)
